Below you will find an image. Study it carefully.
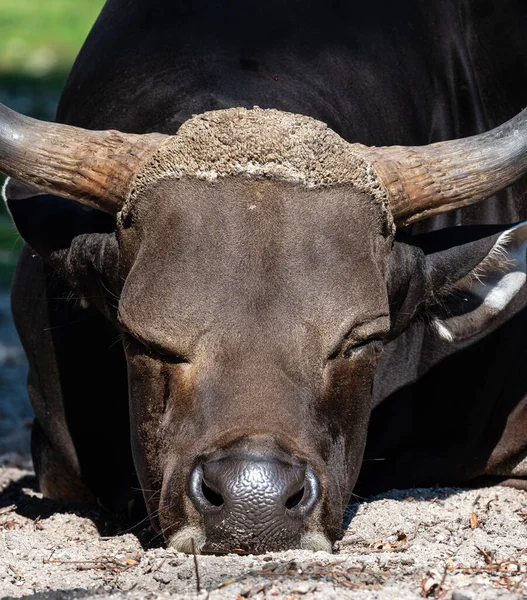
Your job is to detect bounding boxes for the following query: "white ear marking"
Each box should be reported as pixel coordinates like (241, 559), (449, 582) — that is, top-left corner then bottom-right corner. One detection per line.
(477, 224), (527, 314)
(483, 270), (526, 312)
(431, 318), (454, 342)
(1, 176), (13, 220)
(431, 221), (527, 343)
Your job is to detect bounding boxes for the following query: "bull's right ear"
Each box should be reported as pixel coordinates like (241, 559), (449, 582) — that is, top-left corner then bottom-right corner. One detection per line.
(425, 222), (527, 342)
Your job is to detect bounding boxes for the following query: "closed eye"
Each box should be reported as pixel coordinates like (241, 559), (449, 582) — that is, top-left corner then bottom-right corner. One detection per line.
(328, 336), (384, 361)
(123, 332), (189, 364)
(343, 338), (384, 359)
(326, 314), (389, 361)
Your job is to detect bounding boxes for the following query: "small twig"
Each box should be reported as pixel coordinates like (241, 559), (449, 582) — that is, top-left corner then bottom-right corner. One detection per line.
(0, 504), (15, 515)
(42, 556), (135, 574)
(476, 546), (494, 564)
(44, 558), (111, 565)
(435, 565), (448, 599)
(191, 538), (201, 593)
(7, 564), (23, 580)
(409, 521), (422, 541)
(486, 497), (498, 511)
(513, 573), (525, 592)
(216, 560), (388, 592)
(448, 562), (526, 575)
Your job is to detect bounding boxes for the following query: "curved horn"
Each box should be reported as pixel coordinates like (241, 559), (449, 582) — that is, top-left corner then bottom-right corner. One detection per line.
(0, 103), (168, 214)
(356, 108), (527, 226)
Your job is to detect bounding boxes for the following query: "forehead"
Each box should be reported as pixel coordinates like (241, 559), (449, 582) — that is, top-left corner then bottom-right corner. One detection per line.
(119, 177), (391, 344)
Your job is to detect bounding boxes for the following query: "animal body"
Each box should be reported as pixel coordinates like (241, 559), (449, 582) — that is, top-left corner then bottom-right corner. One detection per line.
(1, 0), (527, 553)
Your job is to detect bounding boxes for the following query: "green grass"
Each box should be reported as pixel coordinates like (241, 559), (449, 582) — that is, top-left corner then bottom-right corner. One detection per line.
(0, 0), (105, 287)
(0, 0), (105, 120)
(0, 0), (104, 74)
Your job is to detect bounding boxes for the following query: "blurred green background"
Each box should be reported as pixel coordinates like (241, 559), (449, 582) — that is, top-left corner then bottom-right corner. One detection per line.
(0, 0), (105, 287)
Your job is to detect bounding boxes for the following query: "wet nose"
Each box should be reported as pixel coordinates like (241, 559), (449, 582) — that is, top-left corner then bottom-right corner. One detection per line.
(189, 455), (319, 553)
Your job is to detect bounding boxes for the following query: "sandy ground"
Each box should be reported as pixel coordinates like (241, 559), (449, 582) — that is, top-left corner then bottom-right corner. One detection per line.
(0, 293), (526, 600)
(0, 465), (525, 600)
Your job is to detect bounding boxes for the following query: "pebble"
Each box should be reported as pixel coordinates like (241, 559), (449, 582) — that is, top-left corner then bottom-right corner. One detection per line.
(451, 592), (472, 600)
(292, 581), (313, 594)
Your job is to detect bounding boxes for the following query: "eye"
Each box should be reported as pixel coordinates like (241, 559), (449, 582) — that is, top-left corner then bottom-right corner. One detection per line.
(123, 333), (189, 365)
(343, 339), (384, 359)
(145, 346), (188, 365)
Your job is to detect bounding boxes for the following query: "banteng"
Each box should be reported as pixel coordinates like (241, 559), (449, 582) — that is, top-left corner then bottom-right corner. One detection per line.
(1, 0), (527, 553)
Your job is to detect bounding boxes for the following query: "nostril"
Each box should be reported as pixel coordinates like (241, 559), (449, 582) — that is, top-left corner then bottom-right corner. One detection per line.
(286, 469), (319, 515)
(201, 479), (224, 507)
(285, 486), (305, 510)
(189, 466), (225, 512)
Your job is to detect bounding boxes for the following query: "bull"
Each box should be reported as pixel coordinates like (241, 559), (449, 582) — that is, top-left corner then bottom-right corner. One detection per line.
(1, 0), (527, 554)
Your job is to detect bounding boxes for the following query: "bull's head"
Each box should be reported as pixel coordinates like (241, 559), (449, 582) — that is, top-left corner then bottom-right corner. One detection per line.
(1, 104), (526, 553)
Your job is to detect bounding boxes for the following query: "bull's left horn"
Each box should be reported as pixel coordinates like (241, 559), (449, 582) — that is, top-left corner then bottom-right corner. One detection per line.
(355, 107), (527, 226)
(0, 103), (168, 214)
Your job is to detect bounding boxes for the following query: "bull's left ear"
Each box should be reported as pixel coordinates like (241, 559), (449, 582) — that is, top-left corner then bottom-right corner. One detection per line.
(427, 222), (527, 342)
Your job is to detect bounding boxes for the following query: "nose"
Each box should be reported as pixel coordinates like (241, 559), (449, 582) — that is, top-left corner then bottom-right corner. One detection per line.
(189, 454), (319, 553)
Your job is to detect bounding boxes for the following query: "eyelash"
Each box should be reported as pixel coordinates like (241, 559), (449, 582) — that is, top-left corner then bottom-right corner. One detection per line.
(343, 339), (384, 359)
(124, 334), (188, 364)
(148, 348), (187, 364)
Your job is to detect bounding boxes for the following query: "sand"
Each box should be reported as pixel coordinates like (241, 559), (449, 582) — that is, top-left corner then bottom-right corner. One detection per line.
(0, 465), (525, 600)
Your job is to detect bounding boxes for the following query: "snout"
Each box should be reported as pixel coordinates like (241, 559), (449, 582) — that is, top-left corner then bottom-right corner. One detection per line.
(188, 454), (320, 553)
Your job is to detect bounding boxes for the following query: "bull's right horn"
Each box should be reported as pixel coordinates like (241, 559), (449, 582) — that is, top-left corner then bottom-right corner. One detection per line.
(0, 103), (168, 214)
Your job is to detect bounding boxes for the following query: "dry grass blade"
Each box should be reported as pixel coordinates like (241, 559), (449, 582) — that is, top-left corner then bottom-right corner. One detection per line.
(191, 538), (201, 593)
(215, 559), (389, 594)
(42, 556), (140, 574)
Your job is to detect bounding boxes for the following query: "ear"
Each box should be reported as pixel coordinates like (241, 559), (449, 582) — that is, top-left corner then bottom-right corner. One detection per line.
(3, 177), (116, 256)
(428, 222), (527, 342)
(3, 177), (121, 319)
